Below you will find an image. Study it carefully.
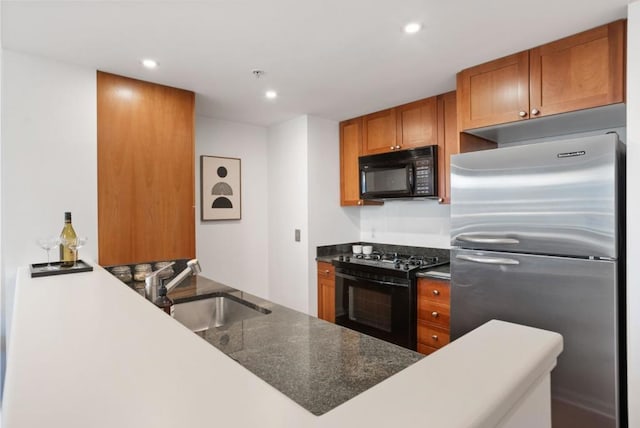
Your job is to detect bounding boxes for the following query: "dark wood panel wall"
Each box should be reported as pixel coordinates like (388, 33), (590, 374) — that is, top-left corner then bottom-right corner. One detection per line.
(97, 71), (195, 266)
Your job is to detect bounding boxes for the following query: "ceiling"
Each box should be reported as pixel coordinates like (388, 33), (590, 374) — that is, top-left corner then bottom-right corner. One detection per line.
(1, 0), (630, 127)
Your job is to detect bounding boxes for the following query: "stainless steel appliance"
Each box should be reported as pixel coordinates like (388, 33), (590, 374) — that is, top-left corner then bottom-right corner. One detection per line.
(449, 133), (626, 428)
(359, 146), (437, 199)
(333, 251), (447, 350)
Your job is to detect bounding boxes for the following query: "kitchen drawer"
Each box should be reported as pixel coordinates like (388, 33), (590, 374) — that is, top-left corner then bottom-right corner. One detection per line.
(317, 262), (335, 279)
(417, 277), (450, 303)
(417, 343), (440, 356)
(417, 299), (450, 328)
(417, 321), (450, 349)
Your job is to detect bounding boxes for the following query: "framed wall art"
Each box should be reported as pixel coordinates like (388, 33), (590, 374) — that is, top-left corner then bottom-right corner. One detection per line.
(200, 155), (241, 221)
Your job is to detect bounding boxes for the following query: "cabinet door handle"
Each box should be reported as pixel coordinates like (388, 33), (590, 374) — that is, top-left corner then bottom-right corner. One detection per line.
(432, 289), (440, 296)
(519, 111), (527, 118)
(324, 270), (330, 274)
(395, 145), (400, 149)
(431, 335), (439, 341)
(431, 311), (439, 318)
(389, 146), (395, 150)
(531, 108), (540, 116)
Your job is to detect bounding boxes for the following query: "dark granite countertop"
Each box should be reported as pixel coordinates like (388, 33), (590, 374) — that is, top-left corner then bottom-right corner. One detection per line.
(416, 263), (451, 280)
(315, 255), (336, 263)
(164, 275), (424, 416)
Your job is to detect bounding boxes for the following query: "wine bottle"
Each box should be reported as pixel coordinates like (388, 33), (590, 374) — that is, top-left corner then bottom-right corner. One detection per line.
(59, 212), (77, 267)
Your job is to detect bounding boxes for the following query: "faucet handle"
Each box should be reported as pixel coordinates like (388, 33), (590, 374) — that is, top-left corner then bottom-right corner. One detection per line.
(151, 261), (176, 276)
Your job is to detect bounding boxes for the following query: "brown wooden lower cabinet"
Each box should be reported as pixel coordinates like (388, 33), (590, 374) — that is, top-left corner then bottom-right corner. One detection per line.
(417, 343), (439, 356)
(417, 277), (451, 355)
(317, 261), (335, 322)
(418, 321), (450, 347)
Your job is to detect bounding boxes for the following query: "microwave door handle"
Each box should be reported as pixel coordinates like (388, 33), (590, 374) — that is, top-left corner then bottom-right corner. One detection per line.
(455, 254), (520, 265)
(408, 166), (414, 193)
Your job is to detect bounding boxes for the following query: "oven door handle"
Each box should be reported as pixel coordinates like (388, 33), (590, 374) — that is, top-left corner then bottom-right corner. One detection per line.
(335, 272), (409, 288)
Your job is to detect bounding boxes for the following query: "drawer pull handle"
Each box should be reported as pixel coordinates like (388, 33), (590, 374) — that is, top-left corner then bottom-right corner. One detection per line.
(431, 311), (439, 318)
(432, 290), (440, 296)
(324, 270), (330, 274)
(431, 335), (439, 341)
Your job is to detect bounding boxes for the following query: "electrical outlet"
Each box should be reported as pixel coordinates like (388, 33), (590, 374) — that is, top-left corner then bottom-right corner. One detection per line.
(295, 229), (301, 242)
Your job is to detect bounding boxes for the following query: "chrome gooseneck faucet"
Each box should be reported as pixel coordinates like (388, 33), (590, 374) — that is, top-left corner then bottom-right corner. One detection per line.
(144, 259), (202, 304)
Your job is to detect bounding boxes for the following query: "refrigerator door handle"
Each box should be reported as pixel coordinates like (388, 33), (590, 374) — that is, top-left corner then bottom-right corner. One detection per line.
(455, 235), (520, 245)
(455, 254), (520, 265)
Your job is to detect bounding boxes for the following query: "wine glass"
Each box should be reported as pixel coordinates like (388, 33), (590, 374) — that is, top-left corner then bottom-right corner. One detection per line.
(67, 236), (88, 268)
(36, 236), (61, 270)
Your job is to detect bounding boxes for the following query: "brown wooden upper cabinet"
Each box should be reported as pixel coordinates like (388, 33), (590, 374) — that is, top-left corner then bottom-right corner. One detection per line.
(457, 20), (625, 131)
(361, 97), (438, 156)
(340, 118), (364, 206)
(97, 72), (196, 266)
(436, 91), (458, 204)
(396, 97), (438, 151)
(361, 108), (397, 155)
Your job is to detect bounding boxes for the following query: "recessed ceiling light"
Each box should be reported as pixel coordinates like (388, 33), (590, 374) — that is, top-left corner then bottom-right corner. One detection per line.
(141, 59), (158, 69)
(265, 90), (277, 100)
(404, 22), (422, 34)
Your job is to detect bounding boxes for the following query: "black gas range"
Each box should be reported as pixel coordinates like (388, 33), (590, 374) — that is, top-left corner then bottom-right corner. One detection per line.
(332, 250), (448, 350)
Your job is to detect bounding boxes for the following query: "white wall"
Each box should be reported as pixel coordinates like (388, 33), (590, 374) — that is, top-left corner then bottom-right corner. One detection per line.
(626, 3), (639, 426)
(267, 116), (309, 313)
(1, 50), (98, 342)
(360, 201), (451, 249)
(195, 116), (269, 298)
(0, 5), (4, 399)
(307, 116), (359, 315)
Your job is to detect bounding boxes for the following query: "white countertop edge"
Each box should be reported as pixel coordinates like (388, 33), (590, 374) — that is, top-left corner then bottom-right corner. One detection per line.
(3, 263), (563, 428)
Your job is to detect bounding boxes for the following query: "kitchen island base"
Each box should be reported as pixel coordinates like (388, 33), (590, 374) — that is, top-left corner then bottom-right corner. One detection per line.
(3, 263), (562, 428)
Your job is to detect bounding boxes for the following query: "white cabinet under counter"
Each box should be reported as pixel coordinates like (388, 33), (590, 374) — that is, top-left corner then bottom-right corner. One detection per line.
(3, 263), (562, 428)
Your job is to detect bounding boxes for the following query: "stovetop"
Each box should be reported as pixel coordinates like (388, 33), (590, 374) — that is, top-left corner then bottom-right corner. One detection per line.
(333, 252), (446, 275)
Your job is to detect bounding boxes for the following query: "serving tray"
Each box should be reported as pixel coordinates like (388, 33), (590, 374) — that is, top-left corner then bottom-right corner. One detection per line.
(30, 260), (94, 278)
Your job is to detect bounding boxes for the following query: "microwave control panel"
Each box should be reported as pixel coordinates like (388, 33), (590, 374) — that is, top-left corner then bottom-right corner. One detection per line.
(414, 159), (434, 195)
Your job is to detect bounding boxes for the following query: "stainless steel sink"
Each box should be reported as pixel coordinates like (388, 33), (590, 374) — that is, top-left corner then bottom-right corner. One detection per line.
(171, 293), (271, 331)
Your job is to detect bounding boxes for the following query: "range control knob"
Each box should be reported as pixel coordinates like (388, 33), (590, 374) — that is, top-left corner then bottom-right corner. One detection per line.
(404, 263), (410, 270)
(338, 255), (344, 261)
(394, 262), (401, 269)
(345, 256), (350, 262)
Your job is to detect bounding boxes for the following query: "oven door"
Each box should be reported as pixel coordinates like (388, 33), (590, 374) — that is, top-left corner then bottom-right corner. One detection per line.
(335, 270), (414, 350)
(360, 164), (414, 199)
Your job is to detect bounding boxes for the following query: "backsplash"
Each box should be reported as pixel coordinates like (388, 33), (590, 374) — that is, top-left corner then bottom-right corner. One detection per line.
(104, 258), (191, 294)
(359, 200), (451, 249)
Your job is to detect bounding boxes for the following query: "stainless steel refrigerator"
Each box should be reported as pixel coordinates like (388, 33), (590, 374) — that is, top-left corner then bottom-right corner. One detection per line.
(449, 133), (626, 428)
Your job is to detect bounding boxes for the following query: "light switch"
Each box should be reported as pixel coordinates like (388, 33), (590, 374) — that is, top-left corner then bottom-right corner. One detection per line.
(295, 229), (301, 242)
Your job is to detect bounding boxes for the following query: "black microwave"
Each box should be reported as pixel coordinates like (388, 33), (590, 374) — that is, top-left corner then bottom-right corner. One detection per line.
(359, 146), (437, 199)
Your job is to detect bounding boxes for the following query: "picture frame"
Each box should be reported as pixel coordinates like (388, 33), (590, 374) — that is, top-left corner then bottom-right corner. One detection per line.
(200, 155), (241, 221)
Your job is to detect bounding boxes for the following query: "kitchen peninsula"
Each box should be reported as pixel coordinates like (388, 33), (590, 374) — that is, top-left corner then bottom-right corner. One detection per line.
(3, 263), (562, 428)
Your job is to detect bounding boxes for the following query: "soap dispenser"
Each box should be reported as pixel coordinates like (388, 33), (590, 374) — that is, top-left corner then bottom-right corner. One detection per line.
(155, 284), (173, 315)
